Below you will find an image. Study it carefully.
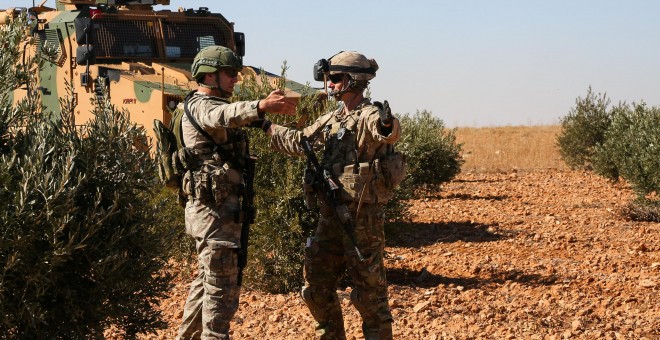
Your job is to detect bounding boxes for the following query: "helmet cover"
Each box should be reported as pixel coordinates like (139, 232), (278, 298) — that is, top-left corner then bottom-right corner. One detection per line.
(328, 51), (378, 81)
(191, 45), (242, 80)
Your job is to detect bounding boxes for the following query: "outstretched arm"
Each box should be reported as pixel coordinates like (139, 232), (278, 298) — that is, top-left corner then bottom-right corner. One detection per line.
(257, 90), (297, 116)
(262, 111), (335, 157)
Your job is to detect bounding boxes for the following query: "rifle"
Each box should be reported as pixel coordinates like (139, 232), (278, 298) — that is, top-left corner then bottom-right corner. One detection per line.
(237, 141), (257, 286)
(301, 135), (365, 261)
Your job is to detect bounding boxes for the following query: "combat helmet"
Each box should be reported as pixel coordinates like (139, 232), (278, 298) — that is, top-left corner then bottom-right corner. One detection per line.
(328, 51), (378, 81)
(191, 45), (242, 81)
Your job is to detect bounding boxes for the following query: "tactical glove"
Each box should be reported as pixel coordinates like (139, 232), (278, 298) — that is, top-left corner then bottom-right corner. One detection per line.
(374, 100), (393, 125)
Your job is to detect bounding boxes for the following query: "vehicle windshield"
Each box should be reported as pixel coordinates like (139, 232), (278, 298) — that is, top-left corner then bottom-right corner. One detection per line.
(91, 14), (233, 60)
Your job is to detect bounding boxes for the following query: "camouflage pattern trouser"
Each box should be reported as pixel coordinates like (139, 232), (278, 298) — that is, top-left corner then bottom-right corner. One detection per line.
(177, 195), (242, 340)
(301, 202), (393, 340)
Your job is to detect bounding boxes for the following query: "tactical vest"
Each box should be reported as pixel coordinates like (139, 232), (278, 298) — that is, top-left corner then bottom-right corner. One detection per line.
(179, 129), (247, 205)
(321, 114), (360, 174)
(174, 93), (249, 206)
(317, 105), (405, 204)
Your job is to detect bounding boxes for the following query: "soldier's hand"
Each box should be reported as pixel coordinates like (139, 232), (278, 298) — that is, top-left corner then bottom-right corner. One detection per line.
(258, 90), (296, 115)
(375, 100), (393, 126)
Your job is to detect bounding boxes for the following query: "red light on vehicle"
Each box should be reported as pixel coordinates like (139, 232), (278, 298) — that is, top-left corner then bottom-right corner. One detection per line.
(90, 9), (102, 19)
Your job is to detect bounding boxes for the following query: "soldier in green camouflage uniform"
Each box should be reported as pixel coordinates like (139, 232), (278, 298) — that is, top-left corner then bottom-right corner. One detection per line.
(176, 46), (296, 340)
(265, 51), (403, 340)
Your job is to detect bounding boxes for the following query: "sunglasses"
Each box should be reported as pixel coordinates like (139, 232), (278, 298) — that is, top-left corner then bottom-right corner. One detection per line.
(222, 69), (239, 78)
(328, 73), (345, 83)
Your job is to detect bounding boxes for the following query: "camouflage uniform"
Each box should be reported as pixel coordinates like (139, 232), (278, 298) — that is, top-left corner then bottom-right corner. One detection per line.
(176, 92), (262, 340)
(269, 99), (402, 339)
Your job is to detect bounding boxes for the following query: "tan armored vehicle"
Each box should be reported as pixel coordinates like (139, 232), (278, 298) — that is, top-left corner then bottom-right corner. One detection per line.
(3, 0), (309, 144)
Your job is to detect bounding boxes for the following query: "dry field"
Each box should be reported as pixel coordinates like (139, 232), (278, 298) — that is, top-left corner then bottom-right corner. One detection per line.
(111, 125), (658, 340)
(455, 125), (568, 173)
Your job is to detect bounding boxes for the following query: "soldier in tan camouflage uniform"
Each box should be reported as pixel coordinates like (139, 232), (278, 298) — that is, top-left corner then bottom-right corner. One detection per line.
(176, 46), (296, 340)
(265, 51), (403, 340)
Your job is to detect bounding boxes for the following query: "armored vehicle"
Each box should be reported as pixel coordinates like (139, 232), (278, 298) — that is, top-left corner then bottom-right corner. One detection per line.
(2, 0), (309, 144)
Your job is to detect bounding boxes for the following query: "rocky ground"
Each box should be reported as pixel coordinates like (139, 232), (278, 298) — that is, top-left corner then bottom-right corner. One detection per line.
(131, 169), (659, 339)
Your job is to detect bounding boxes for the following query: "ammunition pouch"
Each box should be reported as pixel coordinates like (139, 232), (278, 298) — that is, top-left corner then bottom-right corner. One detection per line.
(172, 147), (200, 174)
(335, 162), (376, 204)
(182, 165), (243, 206)
(371, 151), (406, 202)
(376, 151), (406, 188)
(332, 150), (406, 204)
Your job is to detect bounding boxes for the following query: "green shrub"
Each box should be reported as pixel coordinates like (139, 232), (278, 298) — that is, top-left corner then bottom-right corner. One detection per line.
(595, 102), (660, 197)
(153, 188), (193, 264)
(589, 102), (629, 180)
(382, 110), (463, 238)
(397, 110), (463, 193)
(569, 88), (660, 221)
(0, 20), (174, 337)
(557, 87), (613, 170)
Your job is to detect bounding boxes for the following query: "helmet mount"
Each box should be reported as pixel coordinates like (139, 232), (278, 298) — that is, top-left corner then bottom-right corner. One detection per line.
(313, 51), (378, 97)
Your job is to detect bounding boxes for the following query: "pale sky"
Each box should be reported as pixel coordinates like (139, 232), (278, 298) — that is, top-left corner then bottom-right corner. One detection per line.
(4, 0), (660, 127)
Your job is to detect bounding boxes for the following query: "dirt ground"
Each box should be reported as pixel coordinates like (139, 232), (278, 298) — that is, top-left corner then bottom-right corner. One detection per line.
(132, 169), (659, 339)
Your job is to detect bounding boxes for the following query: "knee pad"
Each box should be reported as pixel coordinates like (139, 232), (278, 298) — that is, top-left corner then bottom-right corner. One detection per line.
(300, 286), (320, 310)
(301, 286), (329, 322)
(301, 286), (342, 321)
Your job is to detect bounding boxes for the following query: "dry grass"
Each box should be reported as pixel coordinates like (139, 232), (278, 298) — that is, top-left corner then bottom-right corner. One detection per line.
(454, 125), (569, 173)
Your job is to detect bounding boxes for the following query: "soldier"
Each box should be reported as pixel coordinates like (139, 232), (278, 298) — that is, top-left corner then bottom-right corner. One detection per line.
(265, 51), (403, 339)
(176, 45), (296, 339)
